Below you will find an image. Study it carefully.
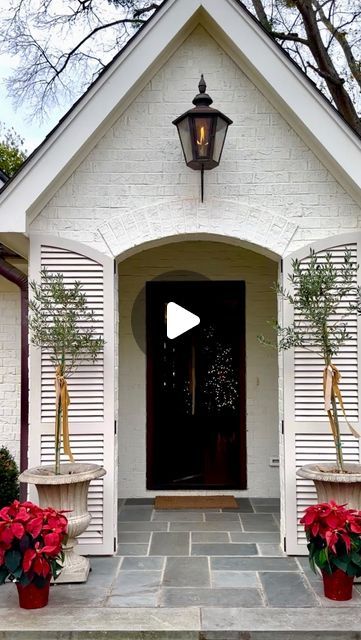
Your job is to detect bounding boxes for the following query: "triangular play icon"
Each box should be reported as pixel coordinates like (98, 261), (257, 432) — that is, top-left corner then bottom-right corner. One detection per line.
(166, 302), (200, 339)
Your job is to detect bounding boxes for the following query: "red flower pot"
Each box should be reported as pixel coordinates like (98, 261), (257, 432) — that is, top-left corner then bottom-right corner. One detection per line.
(322, 569), (354, 601)
(16, 579), (50, 609)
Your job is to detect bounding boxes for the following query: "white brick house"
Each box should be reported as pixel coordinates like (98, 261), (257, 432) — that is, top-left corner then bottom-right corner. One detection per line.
(0, 0), (361, 556)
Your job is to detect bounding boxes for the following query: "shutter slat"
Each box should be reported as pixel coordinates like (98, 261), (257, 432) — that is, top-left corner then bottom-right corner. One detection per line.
(294, 244), (358, 422)
(40, 246), (104, 422)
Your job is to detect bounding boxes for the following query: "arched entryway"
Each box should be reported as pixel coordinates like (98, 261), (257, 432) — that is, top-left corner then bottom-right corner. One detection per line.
(117, 238), (280, 499)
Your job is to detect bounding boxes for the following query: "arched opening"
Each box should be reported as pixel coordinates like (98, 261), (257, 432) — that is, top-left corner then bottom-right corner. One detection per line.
(117, 238), (280, 498)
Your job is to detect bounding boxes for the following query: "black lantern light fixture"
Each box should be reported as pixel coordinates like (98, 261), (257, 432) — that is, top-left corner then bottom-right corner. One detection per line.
(173, 75), (233, 202)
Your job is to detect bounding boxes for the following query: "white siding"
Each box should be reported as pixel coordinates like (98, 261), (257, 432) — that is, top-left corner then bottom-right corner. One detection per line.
(0, 277), (21, 464)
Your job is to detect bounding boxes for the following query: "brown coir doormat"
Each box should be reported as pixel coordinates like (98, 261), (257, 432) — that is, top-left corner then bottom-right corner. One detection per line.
(154, 496), (238, 509)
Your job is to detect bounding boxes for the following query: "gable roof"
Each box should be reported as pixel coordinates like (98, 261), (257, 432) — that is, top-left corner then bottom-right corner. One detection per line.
(1, 0), (361, 232)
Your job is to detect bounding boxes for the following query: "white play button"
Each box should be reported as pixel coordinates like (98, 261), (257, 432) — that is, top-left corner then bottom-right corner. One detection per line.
(166, 302), (200, 339)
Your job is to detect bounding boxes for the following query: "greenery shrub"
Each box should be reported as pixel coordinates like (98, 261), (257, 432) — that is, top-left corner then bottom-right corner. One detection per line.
(0, 447), (19, 508)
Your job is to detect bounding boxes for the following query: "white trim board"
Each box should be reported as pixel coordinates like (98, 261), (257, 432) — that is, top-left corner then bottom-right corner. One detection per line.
(0, 0), (361, 232)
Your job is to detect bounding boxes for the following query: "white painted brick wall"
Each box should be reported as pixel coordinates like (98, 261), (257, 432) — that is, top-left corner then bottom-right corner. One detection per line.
(28, 24), (361, 499)
(0, 277), (21, 464)
(31, 25), (361, 254)
(118, 241), (279, 498)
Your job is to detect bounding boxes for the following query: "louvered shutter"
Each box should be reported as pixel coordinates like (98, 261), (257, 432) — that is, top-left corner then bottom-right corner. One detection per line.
(29, 235), (116, 555)
(284, 234), (361, 554)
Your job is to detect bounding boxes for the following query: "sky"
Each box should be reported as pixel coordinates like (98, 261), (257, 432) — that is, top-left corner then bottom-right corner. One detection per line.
(0, 52), (69, 153)
(0, 0), (131, 154)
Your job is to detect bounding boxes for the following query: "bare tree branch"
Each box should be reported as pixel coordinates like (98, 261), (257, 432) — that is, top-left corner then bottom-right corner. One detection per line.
(312, 0), (361, 90)
(248, 0), (361, 136)
(0, 0), (360, 136)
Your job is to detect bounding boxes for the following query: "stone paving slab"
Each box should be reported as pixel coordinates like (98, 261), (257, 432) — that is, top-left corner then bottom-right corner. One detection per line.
(152, 511), (204, 521)
(240, 514), (279, 532)
(192, 532), (230, 543)
(0, 607), (201, 632)
(118, 509), (153, 521)
(229, 532), (280, 543)
(210, 557), (298, 571)
(117, 543), (150, 556)
(170, 521), (242, 531)
(120, 557), (165, 571)
(211, 570), (259, 588)
(163, 557), (210, 587)
(260, 572), (318, 607)
(253, 505), (281, 513)
(118, 532), (151, 543)
(149, 532), (190, 556)
(159, 587), (264, 607)
(192, 543), (258, 556)
(201, 608), (361, 632)
(118, 522), (168, 531)
(204, 513), (241, 521)
(257, 544), (285, 556)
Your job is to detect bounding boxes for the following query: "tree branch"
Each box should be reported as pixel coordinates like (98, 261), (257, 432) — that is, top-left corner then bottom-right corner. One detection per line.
(294, 0), (361, 136)
(272, 31), (309, 45)
(312, 0), (361, 91)
(133, 3), (159, 19)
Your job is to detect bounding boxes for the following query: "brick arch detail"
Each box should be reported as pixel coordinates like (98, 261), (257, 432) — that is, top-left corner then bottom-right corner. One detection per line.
(97, 198), (297, 259)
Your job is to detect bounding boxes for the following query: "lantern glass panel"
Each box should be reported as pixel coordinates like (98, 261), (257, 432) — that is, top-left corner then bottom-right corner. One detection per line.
(192, 116), (214, 161)
(177, 117), (193, 165)
(213, 116), (229, 165)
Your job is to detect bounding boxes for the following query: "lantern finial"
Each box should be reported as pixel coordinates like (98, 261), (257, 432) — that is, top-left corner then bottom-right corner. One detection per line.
(198, 74), (206, 94)
(192, 76), (213, 107)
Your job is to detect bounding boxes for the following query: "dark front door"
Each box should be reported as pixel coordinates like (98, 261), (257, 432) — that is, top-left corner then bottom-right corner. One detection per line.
(146, 281), (246, 490)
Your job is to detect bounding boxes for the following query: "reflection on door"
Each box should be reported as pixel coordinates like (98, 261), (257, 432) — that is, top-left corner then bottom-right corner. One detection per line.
(146, 281), (246, 490)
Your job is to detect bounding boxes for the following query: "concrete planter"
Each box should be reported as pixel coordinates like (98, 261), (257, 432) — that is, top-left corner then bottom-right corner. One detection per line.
(19, 463), (106, 583)
(297, 463), (361, 510)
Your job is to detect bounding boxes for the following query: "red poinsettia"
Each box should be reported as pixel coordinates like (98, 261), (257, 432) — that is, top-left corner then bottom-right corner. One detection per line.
(301, 501), (361, 577)
(0, 500), (68, 587)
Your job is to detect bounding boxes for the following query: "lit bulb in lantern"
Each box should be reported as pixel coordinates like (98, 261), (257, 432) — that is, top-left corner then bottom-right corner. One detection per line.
(196, 125), (208, 157)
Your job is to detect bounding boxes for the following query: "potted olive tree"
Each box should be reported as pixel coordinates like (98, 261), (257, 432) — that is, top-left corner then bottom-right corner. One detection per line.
(261, 249), (361, 507)
(19, 269), (106, 583)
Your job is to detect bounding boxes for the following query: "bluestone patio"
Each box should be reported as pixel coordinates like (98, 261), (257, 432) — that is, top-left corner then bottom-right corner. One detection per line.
(2, 498), (361, 638)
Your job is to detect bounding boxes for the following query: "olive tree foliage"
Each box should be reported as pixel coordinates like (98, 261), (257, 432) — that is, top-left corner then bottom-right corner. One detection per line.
(0, 0), (360, 135)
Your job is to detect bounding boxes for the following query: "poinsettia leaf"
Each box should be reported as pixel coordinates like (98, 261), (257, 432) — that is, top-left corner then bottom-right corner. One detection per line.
(308, 555), (317, 574)
(19, 573), (31, 587)
(11, 566), (23, 580)
(19, 534), (31, 553)
(351, 553), (361, 567)
(332, 557), (349, 572)
(33, 575), (47, 588)
(5, 550), (21, 573)
(0, 566), (8, 584)
(317, 548), (329, 569)
(346, 563), (361, 577)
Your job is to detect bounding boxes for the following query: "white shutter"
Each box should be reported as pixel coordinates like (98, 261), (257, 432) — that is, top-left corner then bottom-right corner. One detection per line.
(284, 234), (361, 555)
(29, 235), (116, 555)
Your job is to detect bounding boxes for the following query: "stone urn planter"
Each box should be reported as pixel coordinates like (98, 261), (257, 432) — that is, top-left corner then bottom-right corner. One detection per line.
(297, 463), (361, 510)
(19, 462), (106, 583)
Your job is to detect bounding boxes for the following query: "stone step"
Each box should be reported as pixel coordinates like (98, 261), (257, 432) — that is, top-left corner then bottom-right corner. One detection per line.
(1, 608), (361, 639)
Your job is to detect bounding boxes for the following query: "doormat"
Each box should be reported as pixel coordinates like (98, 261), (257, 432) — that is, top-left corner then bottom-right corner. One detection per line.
(154, 496), (238, 509)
